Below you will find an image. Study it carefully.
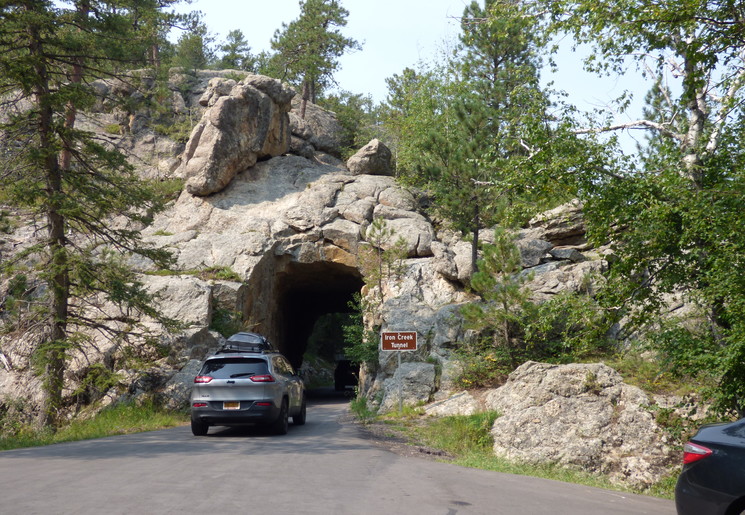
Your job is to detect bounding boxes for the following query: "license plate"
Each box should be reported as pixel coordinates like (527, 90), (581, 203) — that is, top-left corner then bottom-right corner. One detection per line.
(223, 401), (240, 410)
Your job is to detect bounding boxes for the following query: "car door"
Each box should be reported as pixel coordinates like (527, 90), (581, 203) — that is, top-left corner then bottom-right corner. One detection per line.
(273, 356), (303, 412)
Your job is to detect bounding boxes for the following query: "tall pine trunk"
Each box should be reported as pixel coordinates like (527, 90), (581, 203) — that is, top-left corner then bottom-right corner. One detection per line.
(471, 201), (480, 274)
(28, 8), (69, 429)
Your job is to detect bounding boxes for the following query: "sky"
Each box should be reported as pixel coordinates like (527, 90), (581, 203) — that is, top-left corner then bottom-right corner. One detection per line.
(176, 0), (467, 103)
(174, 0), (646, 138)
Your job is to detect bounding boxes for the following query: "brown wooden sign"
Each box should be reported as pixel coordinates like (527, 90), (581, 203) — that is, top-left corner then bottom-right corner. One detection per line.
(380, 331), (418, 351)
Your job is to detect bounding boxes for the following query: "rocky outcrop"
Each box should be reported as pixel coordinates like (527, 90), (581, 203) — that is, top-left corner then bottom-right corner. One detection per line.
(424, 391), (480, 417)
(484, 361), (676, 488)
(178, 75), (295, 196)
(346, 139), (393, 176)
(288, 96), (343, 158)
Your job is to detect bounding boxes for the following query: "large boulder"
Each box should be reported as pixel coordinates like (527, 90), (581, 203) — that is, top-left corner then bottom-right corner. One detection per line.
(346, 139), (393, 176)
(178, 75), (295, 196)
(289, 96), (343, 157)
(484, 361), (676, 488)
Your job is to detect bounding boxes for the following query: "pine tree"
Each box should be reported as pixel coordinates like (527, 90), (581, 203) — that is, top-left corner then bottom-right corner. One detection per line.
(396, 0), (549, 274)
(172, 19), (214, 73)
(269, 0), (360, 117)
(216, 29), (256, 71)
(0, 0), (179, 428)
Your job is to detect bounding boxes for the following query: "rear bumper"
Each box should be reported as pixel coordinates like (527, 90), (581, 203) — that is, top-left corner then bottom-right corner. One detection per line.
(191, 400), (280, 426)
(675, 471), (733, 515)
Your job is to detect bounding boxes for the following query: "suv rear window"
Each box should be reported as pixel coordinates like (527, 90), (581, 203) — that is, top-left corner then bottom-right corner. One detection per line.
(201, 358), (269, 379)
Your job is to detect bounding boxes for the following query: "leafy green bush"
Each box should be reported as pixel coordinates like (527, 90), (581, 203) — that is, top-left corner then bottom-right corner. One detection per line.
(103, 123), (122, 135)
(521, 291), (614, 361)
(73, 363), (121, 404)
(146, 178), (184, 203)
(452, 338), (514, 388)
(0, 209), (17, 233)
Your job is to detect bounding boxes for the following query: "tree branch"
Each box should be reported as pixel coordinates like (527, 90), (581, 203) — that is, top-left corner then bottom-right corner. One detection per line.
(574, 119), (684, 142)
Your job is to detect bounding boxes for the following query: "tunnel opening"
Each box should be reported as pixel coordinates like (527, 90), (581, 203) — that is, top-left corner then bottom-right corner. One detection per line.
(272, 260), (364, 376)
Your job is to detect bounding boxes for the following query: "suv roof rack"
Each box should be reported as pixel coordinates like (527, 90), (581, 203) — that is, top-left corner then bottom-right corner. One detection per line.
(214, 331), (275, 355)
(215, 343), (271, 354)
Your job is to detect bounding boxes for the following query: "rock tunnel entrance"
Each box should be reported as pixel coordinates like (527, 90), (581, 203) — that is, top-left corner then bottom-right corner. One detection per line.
(271, 260), (364, 370)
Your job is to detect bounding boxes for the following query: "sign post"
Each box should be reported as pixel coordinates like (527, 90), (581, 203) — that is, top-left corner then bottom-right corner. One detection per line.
(380, 331), (418, 414)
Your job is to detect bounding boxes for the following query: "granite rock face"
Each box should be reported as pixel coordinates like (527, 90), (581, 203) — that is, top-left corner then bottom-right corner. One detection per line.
(484, 361), (677, 488)
(178, 76), (295, 196)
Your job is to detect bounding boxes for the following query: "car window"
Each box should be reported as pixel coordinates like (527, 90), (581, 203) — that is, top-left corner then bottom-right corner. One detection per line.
(272, 356), (294, 375)
(201, 358), (269, 379)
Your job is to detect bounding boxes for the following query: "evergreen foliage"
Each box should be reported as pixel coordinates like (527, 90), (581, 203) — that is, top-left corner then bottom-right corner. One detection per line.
(216, 29), (256, 71)
(384, 0), (564, 273)
(317, 90), (381, 158)
(0, 0), (180, 427)
(269, 0), (360, 116)
(172, 18), (214, 73)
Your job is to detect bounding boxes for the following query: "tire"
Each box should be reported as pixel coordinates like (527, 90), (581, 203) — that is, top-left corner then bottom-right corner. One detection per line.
(293, 396), (307, 426)
(191, 417), (209, 436)
(271, 399), (289, 435)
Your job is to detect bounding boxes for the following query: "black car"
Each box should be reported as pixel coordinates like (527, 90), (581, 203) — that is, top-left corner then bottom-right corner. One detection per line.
(675, 418), (745, 514)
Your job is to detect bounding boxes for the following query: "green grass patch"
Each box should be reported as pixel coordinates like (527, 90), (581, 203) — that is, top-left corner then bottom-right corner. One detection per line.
(145, 265), (242, 282)
(350, 395), (378, 423)
(410, 411), (499, 455)
(198, 266), (242, 282)
(0, 401), (188, 452)
(605, 352), (712, 396)
(146, 178), (185, 203)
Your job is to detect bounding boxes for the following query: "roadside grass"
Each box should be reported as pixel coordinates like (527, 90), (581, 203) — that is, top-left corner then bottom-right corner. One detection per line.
(0, 402), (188, 452)
(359, 408), (678, 500)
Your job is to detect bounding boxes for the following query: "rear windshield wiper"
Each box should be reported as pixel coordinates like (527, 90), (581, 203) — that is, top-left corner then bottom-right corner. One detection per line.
(230, 372), (256, 378)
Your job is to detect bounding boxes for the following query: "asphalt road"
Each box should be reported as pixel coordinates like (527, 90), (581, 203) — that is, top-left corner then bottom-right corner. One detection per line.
(0, 394), (676, 515)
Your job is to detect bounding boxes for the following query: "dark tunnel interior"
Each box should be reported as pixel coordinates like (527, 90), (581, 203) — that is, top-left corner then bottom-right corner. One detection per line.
(273, 261), (364, 369)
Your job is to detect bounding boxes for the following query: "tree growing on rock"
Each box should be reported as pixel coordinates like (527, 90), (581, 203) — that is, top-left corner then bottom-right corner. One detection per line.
(460, 228), (531, 372)
(0, 1), (179, 428)
(343, 218), (407, 367)
(269, 0), (360, 118)
(389, 0), (554, 275)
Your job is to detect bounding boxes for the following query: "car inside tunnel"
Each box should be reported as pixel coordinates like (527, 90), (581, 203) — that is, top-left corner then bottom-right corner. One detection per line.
(271, 261), (364, 370)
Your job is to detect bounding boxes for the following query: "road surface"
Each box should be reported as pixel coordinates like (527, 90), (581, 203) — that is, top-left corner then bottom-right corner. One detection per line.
(0, 395), (676, 514)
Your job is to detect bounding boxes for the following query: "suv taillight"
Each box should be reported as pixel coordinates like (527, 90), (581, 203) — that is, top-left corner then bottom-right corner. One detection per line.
(683, 442), (713, 464)
(250, 374), (275, 382)
(194, 376), (213, 383)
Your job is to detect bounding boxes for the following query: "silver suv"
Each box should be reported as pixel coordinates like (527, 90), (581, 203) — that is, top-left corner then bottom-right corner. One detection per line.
(190, 333), (306, 436)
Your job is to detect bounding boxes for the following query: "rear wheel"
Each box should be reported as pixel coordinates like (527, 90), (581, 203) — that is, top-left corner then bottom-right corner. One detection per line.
(293, 396), (307, 426)
(271, 399), (289, 435)
(191, 417), (209, 436)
